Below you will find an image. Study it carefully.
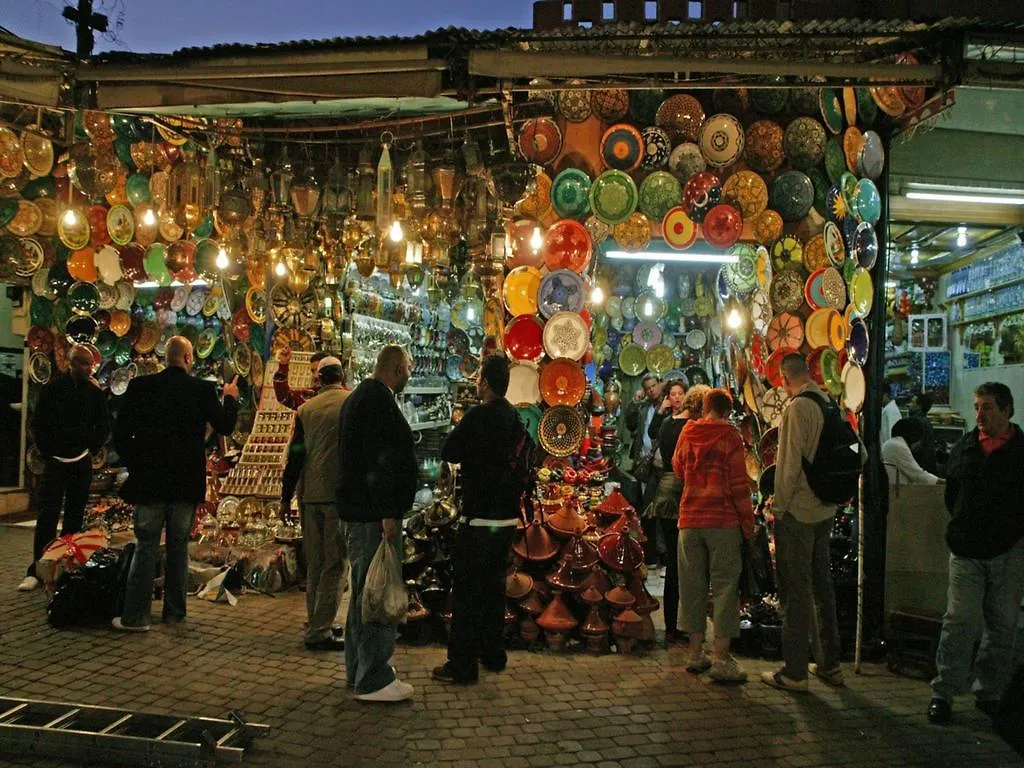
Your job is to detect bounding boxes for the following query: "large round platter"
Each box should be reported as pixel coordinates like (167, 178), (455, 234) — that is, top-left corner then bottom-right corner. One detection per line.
(770, 268), (805, 314)
(662, 206), (698, 250)
(822, 267), (847, 311)
(698, 113), (745, 168)
(770, 170), (815, 222)
(858, 130), (885, 181)
(543, 219), (592, 274)
(617, 343), (647, 376)
(538, 406), (585, 458)
(632, 321), (662, 349)
(668, 142), (706, 180)
(646, 344), (676, 376)
(823, 221), (846, 267)
(551, 169), (592, 220)
(537, 269), (585, 319)
(518, 118), (562, 165)
(507, 361), (541, 406)
(766, 312), (804, 352)
(638, 171), (682, 223)
(542, 311), (589, 361)
(640, 127), (672, 170)
(505, 314), (545, 363)
(589, 170), (638, 226)
(783, 116), (827, 170)
(852, 221), (878, 269)
(722, 171), (768, 220)
(503, 266), (543, 316)
(600, 123), (644, 172)
(655, 94), (705, 143)
(819, 88), (844, 134)
(841, 361), (866, 413)
(846, 317), (869, 366)
(744, 119), (785, 173)
(539, 358), (586, 407)
(848, 267), (874, 318)
(612, 212), (651, 252)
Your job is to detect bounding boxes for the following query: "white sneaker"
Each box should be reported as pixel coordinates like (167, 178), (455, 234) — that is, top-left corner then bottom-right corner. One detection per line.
(111, 617), (151, 633)
(686, 653), (712, 673)
(354, 678), (414, 703)
(709, 655), (748, 683)
(18, 576), (40, 591)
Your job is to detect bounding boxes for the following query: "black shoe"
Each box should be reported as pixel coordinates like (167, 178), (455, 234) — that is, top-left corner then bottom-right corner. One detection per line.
(975, 699), (999, 718)
(927, 698), (952, 724)
(331, 625), (344, 637)
(431, 664), (477, 685)
(305, 636), (345, 651)
(481, 660), (506, 674)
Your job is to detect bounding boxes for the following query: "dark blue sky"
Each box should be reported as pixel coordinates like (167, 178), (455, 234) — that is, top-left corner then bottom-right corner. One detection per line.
(3, 0), (533, 53)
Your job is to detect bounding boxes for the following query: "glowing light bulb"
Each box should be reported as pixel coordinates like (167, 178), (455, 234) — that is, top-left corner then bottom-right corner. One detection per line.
(529, 226), (543, 253)
(910, 246), (919, 265)
(142, 208), (157, 227)
(726, 308), (742, 330)
(274, 260), (287, 277)
(590, 285), (605, 305)
(466, 306), (476, 321)
(216, 247), (229, 270)
(62, 208), (78, 226)
(643, 300), (653, 317)
(957, 225), (968, 248)
(388, 220), (403, 243)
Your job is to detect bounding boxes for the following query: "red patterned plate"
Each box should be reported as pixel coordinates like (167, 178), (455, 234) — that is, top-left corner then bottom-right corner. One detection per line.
(504, 314), (545, 363)
(544, 219), (592, 274)
(765, 345), (799, 388)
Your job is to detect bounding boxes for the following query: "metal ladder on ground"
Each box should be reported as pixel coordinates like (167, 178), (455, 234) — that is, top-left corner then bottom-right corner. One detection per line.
(0, 696), (269, 767)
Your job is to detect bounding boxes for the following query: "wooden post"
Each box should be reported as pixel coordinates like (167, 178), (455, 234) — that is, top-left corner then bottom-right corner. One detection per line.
(61, 0), (108, 58)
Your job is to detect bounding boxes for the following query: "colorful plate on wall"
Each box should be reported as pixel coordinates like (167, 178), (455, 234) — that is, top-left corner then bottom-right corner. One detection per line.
(617, 343), (647, 376)
(848, 267), (874, 318)
(543, 218), (592, 274)
(589, 170), (638, 226)
(640, 126), (672, 170)
(518, 118), (562, 165)
(669, 142), (707, 179)
(823, 221), (846, 267)
(503, 266), (543, 316)
(656, 94), (705, 143)
(632, 321), (662, 349)
(507, 361), (541, 406)
(853, 221), (878, 269)
(638, 171), (682, 223)
(600, 123), (644, 172)
(698, 113), (745, 168)
(612, 211), (651, 252)
(819, 88), (844, 134)
(505, 314), (545, 363)
(846, 317), (869, 366)
(662, 206), (698, 250)
(540, 358), (586, 407)
(766, 312), (804, 352)
(770, 267), (805, 314)
(551, 169), (592, 220)
(858, 130), (885, 181)
(722, 170), (769, 220)
(537, 269), (585, 319)
(851, 179), (881, 225)
(771, 235), (803, 273)
(542, 311), (589, 361)
(770, 170), (815, 222)
(538, 406), (585, 458)
(646, 344), (676, 376)
(842, 361), (866, 413)
(783, 116), (827, 170)
(822, 267), (847, 312)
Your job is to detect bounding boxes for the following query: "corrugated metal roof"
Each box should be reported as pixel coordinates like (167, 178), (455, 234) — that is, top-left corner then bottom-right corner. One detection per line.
(89, 16), (1023, 64)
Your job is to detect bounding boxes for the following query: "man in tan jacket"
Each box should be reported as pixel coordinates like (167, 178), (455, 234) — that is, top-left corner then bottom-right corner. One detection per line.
(281, 356), (350, 651)
(762, 354), (844, 692)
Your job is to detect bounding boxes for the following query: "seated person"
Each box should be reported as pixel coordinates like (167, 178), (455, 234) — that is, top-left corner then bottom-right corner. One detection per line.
(882, 418), (941, 486)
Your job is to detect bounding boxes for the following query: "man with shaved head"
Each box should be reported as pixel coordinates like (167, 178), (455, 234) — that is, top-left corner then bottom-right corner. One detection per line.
(112, 336), (239, 631)
(20, 344), (109, 591)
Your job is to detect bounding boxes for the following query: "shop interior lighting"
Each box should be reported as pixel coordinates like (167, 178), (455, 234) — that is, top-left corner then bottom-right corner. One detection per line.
(910, 246), (919, 265)
(388, 220), (404, 243)
(529, 226), (544, 254)
(726, 307), (742, 329)
(903, 183), (1024, 206)
(605, 250), (739, 264)
(956, 226), (968, 248)
(215, 247), (229, 270)
(135, 279), (207, 288)
(274, 260), (287, 277)
(589, 284), (605, 305)
(142, 208), (157, 227)
(61, 208), (79, 227)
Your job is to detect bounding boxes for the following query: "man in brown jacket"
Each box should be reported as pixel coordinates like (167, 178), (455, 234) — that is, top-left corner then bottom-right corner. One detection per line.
(281, 356), (350, 650)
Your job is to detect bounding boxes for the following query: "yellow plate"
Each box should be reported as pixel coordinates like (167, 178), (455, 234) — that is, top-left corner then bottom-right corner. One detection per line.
(503, 266), (543, 316)
(848, 267), (874, 319)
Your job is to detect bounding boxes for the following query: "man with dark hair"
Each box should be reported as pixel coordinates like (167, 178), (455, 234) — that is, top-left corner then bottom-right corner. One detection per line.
(113, 336), (238, 631)
(338, 345), (417, 702)
(880, 379), (902, 447)
(274, 349), (337, 410)
(928, 382), (1024, 724)
(883, 418), (940, 486)
(624, 373), (663, 566)
(282, 356), (349, 651)
(432, 354), (533, 684)
(762, 354), (844, 692)
(20, 344), (109, 591)
(909, 391), (939, 474)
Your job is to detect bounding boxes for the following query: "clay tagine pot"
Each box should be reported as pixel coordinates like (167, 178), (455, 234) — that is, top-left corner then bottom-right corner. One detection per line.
(546, 499), (588, 538)
(518, 589), (545, 615)
(611, 607), (643, 653)
(513, 518), (560, 562)
(580, 597), (610, 652)
(536, 591), (578, 650)
(605, 583), (636, 611)
(520, 615), (540, 643)
(628, 571), (661, 615)
(505, 567), (534, 600)
(547, 555), (585, 593)
(580, 564), (612, 596)
(561, 531), (600, 571)
(597, 529), (645, 572)
(593, 489), (633, 524)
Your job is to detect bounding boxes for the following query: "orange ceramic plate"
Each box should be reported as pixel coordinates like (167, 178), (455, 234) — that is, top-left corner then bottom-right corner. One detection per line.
(766, 312), (804, 352)
(539, 358), (587, 407)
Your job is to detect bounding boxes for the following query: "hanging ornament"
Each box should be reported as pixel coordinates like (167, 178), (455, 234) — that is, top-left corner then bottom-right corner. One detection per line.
(355, 145), (375, 221)
(406, 141), (429, 214)
(376, 133), (394, 234)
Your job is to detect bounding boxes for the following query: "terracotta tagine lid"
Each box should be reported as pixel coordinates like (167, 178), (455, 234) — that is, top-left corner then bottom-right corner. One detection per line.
(580, 564), (612, 596)
(597, 529), (645, 572)
(561, 531), (600, 570)
(581, 604), (610, 637)
(594, 489), (633, 520)
(604, 583), (636, 610)
(547, 555), (585, 592)
(505, 567), (535, 599)
(579, 585), (604, 606)
(536, 591), (579, 634)
(546, 499), (588, 538)
(628, 572), (661, 615)
(518, 589), (545, 615)
(513, 518), (560, 562)
(611, 608), (643, 638)
(605, 506), (643, 538)
(520, 615), (540, 643)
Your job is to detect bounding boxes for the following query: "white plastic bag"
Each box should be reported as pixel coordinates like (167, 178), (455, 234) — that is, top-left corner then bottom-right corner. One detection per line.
(361, 537), (406, 625)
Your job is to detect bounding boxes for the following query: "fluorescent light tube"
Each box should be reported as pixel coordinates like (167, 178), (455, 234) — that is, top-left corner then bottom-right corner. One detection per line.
(905, 191), (1024, 206)
(604, 250), (739, 264)
(133, 279), (208, 288)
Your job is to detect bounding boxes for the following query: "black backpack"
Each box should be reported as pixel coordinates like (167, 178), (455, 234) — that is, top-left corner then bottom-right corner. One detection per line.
(796, 391), (862, 505)
(508, 415), (538, 520)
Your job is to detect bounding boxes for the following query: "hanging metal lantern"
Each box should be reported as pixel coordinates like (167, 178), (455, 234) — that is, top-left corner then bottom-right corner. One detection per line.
(290, 167), (321, 218)
(203, 146), (221, 211)
(461, 135), (484, 178)
(168, 156), (204, 230)
(269, 147), (294, 210)
(406, 141), (428, 215)
(432, 149), (460, 210)
(376, 137), (394, 234)
(243, 159), (269, 217)
(355, 145), (375, 220)
(322, 155), (350, 215)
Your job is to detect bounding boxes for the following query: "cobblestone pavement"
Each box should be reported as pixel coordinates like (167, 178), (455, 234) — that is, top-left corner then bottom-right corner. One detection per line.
(0, 527), (1019, 768)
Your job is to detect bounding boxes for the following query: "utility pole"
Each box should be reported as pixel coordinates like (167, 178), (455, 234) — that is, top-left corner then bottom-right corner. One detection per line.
(62, 0), (108, 58)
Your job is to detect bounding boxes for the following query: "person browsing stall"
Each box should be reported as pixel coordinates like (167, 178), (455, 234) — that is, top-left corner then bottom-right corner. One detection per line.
(274, 348), (338, 410)
(883, 418), (941, 486)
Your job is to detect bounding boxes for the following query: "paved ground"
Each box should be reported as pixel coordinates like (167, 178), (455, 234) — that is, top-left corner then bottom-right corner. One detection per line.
(0, 526), (1019, 768)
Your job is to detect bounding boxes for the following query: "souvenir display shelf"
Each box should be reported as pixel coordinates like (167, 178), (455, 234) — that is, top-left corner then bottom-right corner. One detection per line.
(219, 409), (295, 498)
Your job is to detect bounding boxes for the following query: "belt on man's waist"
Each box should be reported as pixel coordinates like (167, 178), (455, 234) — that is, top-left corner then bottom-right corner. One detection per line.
(467, 517), (519, 528)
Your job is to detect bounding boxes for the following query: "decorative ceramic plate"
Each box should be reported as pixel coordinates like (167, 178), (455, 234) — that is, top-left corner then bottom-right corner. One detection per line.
(7, 200), (42, 237)
(824, 138), (847, 186)
(803, 307), (835, 349)
(803, 234), (827, 272)
(662, 206), (698, 250)
(698, 113), (745, 168)
(771, 235), (803, 273)
(505, 314), (545, 363)
(858, 130), (885, 181)
(655, 94), (705, 143)
(57, 209), (90, 250)
(823, 221), (846, 267)
(632, 321), (662, 349)
(518, 118), (563, 165)
(766, 312), (804, 352)
(804, 267), (829, 310)
(68, 281), (100, 316)
(870, 85), (906, 118)
(612, 212), (651, 252)
(538, 269), (585, 319)
(760, 387), (791, 428)
(722, 170), (769, 220)
(540, 358), (586, 407)
(848, 267), (874, 319)
(618, 343), (647, 376)
(600, 123), (644, 172)
(726, 244), (759, 294)
(744, 119), (785, 173)
(853, 221), (878, 269)
(783, 116), (827, 170)
(12, 237), (44, 277)
(0, 127), (23, 178)
(538, 405), (585, 458)
(589, 170), (638, 226)
(542, 311), (589, 361)
(770, 267), (805, 313)
(592, 88), (630, 121)
(749, 289), (772, 335)
(770, 170), (815, 222)
(551, 169), (592, 220)
(646, 344), (676, 376)
(503, 266), (543, 316)
(819, 88), (844, 134)
(821, 348), (842, 397)
(841, 361), (866, 413)
(270, 326), (314, 357)
(544, 218), (592, 274)
(557, 86), (592, 123)
(66, 315), (98, 344)
(852, 179), (881, 225)
(638, 171), (682, 223)
(843, 127), (865, 174)
(751, 209), (783, 246)
(507, 361), (541, 406)
(822, 267), (847, 312)
(640, 126), (672, 170)
(685, 328), (707, 350)
(703, 204), (742, 250)
(668, 142), (707, 180)
(846, 317), (869, 366)
(106, 205), (135, 246)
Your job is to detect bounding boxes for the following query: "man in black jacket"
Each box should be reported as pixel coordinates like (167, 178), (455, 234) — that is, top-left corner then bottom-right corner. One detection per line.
(112, 336), (238, 631)
(432, 354), (532, 685)
(928, 382), (1024, 724)
(338, 345), (416, 702)
(20, 345), (109, 591)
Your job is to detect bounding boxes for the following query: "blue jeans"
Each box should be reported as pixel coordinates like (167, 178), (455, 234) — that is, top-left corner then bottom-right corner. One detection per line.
(344, 521), (401, 694)
(121, 502), (196, 626)
(932, 547), (1024, 703)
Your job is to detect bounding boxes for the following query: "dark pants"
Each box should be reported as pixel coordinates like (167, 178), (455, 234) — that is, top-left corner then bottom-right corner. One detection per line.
(447, 524), (517, 681)
(29, 457), (91, 577)
(659, 518), (680, 633)
(121, 502), (195, 625)
(345, 521), (400, 695)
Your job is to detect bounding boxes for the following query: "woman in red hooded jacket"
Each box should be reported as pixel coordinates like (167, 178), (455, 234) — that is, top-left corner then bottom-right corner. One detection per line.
(672, 388), (754, 683)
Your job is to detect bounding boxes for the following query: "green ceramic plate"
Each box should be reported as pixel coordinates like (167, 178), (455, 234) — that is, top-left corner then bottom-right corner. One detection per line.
(589, 170), (638, 226)
(617, 343), (647, 376)
(824, 138), (846, 186)
(638, 171), (682, 223)
(819, 88), (844, 134)
(551, 168), (592, 220)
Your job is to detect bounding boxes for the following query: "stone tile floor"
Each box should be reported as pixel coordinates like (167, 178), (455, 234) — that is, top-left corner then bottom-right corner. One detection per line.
(0, 526), (1019, 768)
